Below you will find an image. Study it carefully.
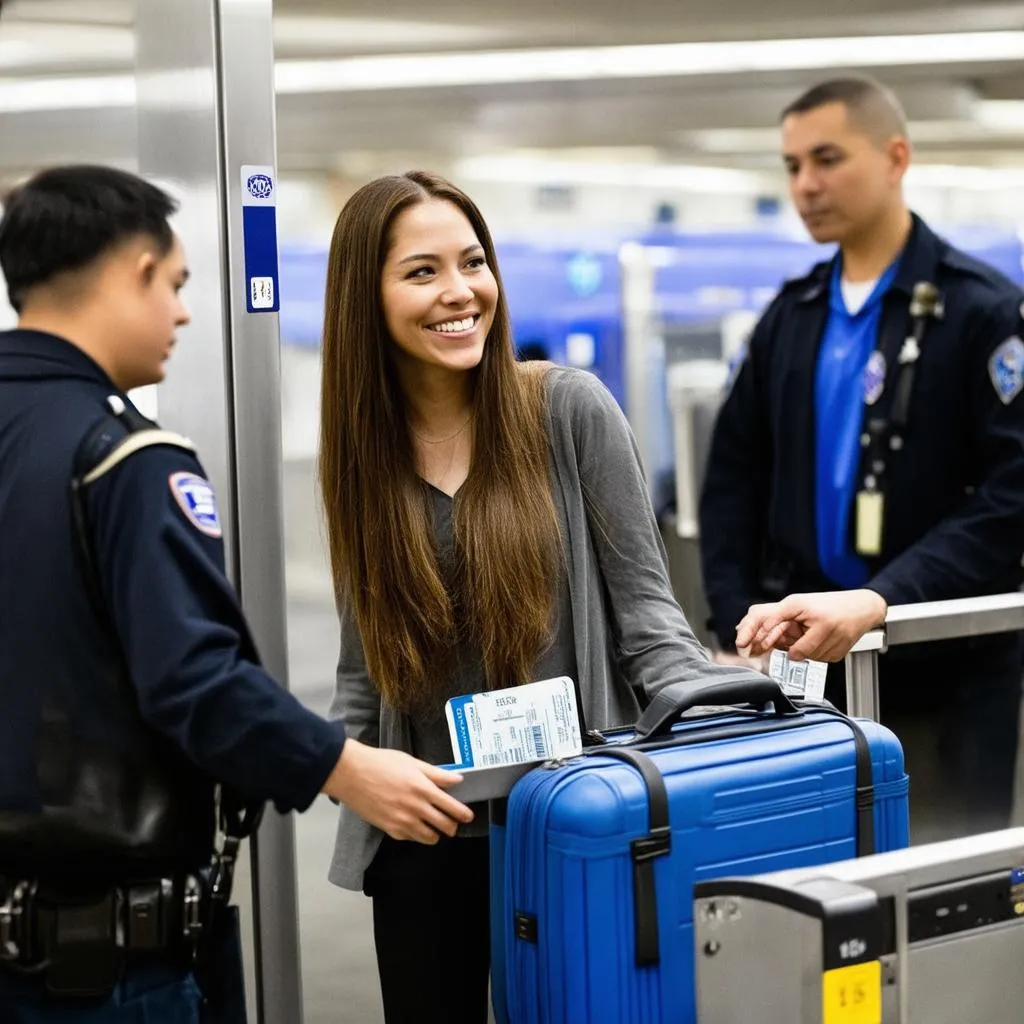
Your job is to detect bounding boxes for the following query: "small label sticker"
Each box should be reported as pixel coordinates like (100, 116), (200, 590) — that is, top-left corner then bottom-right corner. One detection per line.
(445, 677), (583, 769)
(250, 276), (274, 309)
(769, 650), (828, 703)
(822, 960), (882, 1024)
(241, 167), (275, 206)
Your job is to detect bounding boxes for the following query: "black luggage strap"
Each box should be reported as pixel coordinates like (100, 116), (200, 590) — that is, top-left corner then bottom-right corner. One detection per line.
(590, 748), (670, 968)
(814, 707), (876, 857)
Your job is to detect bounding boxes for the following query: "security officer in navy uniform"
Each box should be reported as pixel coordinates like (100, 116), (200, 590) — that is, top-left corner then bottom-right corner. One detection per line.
(0, 165), (473, 1021)
(700, 77), (1024, 843)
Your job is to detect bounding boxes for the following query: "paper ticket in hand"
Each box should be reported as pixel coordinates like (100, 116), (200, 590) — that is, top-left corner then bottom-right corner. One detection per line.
(769, 650), (828, 703)
(446, 676), (583, 769)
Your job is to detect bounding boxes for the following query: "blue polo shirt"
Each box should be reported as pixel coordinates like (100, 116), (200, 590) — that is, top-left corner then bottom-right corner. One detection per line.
(815, 256), (900, 587)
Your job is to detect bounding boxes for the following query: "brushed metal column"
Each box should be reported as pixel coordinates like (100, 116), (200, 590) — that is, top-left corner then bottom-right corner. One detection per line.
(620, 241), (658, 480)
(844, 649), (881, 721)
(135, 2), (304, 1021)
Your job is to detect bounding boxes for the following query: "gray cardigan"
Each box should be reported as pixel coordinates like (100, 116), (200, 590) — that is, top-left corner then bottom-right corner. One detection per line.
(327, 366), (722, 890)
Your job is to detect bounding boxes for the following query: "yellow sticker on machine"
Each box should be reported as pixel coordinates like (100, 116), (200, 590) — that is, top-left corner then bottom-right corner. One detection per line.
(822, 960), (882, 1024)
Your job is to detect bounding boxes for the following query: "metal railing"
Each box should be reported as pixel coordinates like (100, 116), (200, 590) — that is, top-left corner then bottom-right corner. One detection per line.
(844, 593), (1024, 719)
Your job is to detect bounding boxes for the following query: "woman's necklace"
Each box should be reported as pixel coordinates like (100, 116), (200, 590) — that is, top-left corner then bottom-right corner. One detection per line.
(412, 415), (473, 492)
(411, 415), (473, 445)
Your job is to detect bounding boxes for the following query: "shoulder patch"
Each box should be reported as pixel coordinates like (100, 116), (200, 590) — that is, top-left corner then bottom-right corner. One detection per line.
(169, 472), (223, 538)
(989, 336), (1024, 406)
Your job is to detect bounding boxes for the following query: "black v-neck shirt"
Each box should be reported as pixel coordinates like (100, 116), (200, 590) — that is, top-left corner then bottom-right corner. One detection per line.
(410, 483), (578, 836)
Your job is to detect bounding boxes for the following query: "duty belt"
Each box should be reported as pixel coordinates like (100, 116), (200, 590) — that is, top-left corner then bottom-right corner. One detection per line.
(0, 873), (204, 998)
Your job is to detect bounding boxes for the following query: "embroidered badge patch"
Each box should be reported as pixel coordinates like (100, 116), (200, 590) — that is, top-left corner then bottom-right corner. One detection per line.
(169, 472), (222, 537)
(863, 350), (886, 406)
(989, 336), (1024, 406)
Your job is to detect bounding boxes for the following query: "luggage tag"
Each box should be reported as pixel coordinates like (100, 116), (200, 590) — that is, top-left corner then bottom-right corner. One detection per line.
(769, 650), (828, 703)
(445, 676), (583, 770)
(855, 490), (884, 556)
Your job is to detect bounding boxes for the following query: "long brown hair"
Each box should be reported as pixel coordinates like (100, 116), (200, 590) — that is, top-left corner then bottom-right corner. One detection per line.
(318, 171), (561, 713)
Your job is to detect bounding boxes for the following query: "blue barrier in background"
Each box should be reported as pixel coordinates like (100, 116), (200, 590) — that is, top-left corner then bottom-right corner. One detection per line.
(277, 225), (1023, 512)
(277, 224), (1024, 375)
(646, 225), (1024, 326)
(495, 242), (625, 404)
(647, 230), (830, 324)
(278, 245), (329, 349)
(943, 226), (1024, 285)
(277, 239), (629, 403)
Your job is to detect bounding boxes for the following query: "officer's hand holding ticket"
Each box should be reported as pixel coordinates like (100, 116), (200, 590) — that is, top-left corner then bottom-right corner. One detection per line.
(736, 588), (888, 663)
(323, 739), (473, 845)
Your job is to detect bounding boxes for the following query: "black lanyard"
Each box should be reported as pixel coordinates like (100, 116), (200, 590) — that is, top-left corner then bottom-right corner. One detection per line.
(859, 281), (943, 490)
(855, 282), (943, 556)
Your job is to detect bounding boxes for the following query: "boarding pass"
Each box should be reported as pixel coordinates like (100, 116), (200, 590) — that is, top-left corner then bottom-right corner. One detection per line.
(445, 676), (583, 769)
(769, 650), (828, 703)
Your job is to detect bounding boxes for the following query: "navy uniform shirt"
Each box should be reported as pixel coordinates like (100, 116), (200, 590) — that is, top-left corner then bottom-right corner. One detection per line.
(0, 329), (345, 821)
(699, 214), (1024, 650)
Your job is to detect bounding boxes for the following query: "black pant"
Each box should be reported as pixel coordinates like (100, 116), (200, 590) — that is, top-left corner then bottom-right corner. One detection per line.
(364, 835), (491, 1024)
(825, 634), (1023, 845)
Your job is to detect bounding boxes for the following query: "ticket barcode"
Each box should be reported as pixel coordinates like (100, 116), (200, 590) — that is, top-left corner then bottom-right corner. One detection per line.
(529, 725), (547, 759)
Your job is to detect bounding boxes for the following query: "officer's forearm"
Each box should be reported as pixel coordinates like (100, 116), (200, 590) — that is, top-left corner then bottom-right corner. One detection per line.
(867, 496), (1024, 607)
(138, 658), (348, 814)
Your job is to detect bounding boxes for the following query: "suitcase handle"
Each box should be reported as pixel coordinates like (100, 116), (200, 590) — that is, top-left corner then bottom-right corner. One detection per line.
(633, 672), (800, 739)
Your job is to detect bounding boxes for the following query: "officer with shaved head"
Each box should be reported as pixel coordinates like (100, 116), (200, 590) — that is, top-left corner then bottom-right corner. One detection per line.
(701, 76), (1024, 843)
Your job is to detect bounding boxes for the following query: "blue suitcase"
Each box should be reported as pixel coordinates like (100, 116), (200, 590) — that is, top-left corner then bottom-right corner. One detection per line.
(490, 674), (909, 1023)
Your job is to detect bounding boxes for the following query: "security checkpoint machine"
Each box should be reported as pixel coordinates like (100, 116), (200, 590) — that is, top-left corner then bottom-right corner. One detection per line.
(690, 594), (1024, 1023)
(694, 827), (1024, 1023)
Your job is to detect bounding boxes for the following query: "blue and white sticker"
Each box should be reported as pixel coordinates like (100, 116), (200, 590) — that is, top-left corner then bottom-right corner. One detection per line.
(169, 472), (222, 538)
(989, 336), (1024, 406)
(863, 350), (886, 406)
(240, 164), (280, 314)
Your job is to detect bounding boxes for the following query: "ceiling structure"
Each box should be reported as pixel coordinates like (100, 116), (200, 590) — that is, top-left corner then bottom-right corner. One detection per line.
(1, 0), (1023, 185)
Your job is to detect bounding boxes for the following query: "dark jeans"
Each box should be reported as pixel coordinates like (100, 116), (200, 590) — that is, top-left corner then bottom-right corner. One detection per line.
(364, 835), (491, 1024)
(0, 965), (201, 1023)
(825, 633), (1023, 844)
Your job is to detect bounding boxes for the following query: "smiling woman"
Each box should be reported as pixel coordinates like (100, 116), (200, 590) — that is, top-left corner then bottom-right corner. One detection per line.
(319, 171), (560, 718)
(316, 170), (718, 1024)
(380, 199), (498, 391)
